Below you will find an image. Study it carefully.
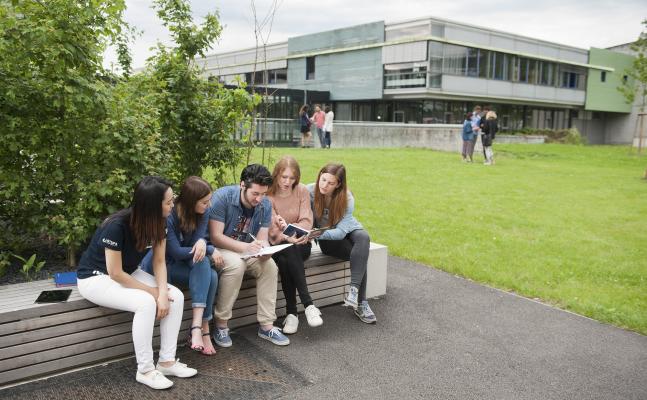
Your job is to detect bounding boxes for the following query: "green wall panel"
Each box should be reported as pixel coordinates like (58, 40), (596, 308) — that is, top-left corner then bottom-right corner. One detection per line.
(585, 48), (634, 113)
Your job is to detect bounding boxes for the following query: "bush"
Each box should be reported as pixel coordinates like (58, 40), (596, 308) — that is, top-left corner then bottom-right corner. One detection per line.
(0, 0), (258, 267)
(509, 127), (585, 145)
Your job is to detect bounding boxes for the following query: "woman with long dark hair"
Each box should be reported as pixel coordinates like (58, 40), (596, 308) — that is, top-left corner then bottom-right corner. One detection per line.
(76, 176), (197, 390)
(267, 156), (323, 334)
(307, 163), (377, 324)
(299, 104), (312, 148)
(142, 176), (221, 356)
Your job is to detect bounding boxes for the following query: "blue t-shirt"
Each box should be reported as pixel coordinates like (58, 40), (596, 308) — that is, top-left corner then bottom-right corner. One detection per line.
(77, 212), (150, 279)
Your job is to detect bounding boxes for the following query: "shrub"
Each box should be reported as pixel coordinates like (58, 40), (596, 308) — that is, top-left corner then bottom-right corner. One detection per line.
(509, 127), (585, 145)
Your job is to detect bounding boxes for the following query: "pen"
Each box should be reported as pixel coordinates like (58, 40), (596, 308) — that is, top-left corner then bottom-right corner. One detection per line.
(248, 232), (263, 247)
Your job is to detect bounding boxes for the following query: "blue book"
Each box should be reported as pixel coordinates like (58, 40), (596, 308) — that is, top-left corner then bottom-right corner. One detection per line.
(54, 272), (77, 287)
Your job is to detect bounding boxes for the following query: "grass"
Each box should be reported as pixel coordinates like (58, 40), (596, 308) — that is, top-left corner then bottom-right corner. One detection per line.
(212, 144), (647, 335)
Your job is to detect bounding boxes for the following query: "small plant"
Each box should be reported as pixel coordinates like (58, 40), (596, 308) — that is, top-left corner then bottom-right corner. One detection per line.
(0, 252), (10, 279)
(11, 253), (46, 281)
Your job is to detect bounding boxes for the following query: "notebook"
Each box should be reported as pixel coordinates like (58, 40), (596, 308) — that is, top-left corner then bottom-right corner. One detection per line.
(54, 271), (77, 287)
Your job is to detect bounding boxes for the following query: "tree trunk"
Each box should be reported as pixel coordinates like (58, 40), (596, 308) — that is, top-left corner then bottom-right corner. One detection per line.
(67, 245), (77, 268)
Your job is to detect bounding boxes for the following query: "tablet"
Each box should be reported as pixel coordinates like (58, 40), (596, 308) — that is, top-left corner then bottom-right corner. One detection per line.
(35, 290), (72, 303)
(282, 223), (309, 238)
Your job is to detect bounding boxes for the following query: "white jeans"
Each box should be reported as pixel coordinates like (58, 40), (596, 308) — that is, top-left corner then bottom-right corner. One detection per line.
(77, 269), (184, 373)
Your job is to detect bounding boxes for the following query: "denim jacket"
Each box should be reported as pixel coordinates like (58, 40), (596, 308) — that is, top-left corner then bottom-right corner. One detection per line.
(140, 209), (215, 273)
(462, 120), (475, 141)
(306, 183), (363, 240)
(209, 185), (272, 241)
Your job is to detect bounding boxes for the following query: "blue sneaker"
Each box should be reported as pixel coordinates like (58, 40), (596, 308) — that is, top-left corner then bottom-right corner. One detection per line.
(213, 327), (232, 347)
(354, 301), (377, 324)
(257, 326), (290, 346)
(344, 286), (359, 309)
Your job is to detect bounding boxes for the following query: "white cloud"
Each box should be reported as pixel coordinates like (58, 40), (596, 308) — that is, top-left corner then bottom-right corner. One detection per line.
(104, 0), (646, 70)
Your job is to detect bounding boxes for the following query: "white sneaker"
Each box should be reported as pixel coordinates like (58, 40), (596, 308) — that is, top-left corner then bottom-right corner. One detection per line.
(136, 370), (173, 390)
(282, 314), (299, 334)
(156, 359), (197, 378)
(304, 305), (323, 327)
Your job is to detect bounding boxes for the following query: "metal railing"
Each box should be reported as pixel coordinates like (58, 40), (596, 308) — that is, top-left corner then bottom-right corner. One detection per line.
(235, 118), (299, 146)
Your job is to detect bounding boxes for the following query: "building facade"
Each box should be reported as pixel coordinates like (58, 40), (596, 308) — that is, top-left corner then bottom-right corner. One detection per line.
(197, 16), (636, 144)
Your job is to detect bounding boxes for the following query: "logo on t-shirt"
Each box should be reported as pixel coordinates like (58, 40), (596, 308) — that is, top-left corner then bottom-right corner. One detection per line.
(102, 238), (118, 247)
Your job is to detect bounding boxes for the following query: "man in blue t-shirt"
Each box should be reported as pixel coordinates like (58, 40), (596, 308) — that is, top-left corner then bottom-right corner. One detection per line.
(208, 164), (290, 347)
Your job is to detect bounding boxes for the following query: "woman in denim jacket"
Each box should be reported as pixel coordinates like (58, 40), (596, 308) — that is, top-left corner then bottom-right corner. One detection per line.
(142, 176), (222, 356)
(307, 163), (376, 324)
(462, 112), (475, 162)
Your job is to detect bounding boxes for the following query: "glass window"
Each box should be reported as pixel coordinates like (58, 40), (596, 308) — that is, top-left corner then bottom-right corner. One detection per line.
(429, 41), (443, 87)
(539, 61), (554, 86)
(384, 63), (427, 89)
(467, 48), (479, 77)
(268, 68), (287, 84)
(492, 52), (504, 80)
(528, 59), (537, 84)
(443, 44), (467, 76)
(517, 57), (529, 82)
(478, 49), (490, 79)
(306, 57), (315, 80)
(601, 71), (606, 82)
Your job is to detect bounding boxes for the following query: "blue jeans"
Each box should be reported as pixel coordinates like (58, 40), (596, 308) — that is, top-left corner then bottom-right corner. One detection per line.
(141, 254), (218, 321)
(316, 127), (326, 148)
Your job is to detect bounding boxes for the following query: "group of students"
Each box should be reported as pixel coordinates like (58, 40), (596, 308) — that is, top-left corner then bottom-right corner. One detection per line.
(462, 105), (499, 165)
(75, 158), (374, 390)
(299, 104), (334, 148)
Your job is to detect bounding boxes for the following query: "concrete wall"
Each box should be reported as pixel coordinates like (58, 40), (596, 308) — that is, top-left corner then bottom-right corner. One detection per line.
(287, 22), (384, 100)
(329, 122), (544, 151)
(331, 122), (462, 151)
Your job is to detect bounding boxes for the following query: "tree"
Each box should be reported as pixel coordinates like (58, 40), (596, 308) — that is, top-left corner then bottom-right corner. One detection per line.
(144, 0), (261, 184)
(0, 0), (136, 265)
(619, 19), (647, 155)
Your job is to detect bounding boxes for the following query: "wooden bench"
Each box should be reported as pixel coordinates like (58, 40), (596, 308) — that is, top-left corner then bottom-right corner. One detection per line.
(0, 242), (387, 387)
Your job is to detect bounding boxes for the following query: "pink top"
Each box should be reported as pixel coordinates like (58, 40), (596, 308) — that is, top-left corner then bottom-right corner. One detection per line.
(312, 110), (325, 128)
(267, 183), (313, 244)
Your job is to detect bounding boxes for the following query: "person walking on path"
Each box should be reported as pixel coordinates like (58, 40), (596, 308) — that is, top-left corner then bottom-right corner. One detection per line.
(267, 156), (323, 335)
(76, 176), (197, 390)
(208, 164), (290, 347)
(299, 105), (312, 148)
(481, 110), (498, 165)
(311, 104), (326, 148)
(307, 163), (377, 324)
(462, 112), (476, 162)
(141, 176), (220, 356)
(323, 106), (334, 148)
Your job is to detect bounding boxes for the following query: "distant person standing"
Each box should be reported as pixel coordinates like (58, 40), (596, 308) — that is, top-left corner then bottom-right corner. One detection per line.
(311, 105), (326, 148)
(482, 111), (498, 165)
(323, 106), (334, 149)
(470, 106), (482, 162)
(479, 106), (491, 160)
(462, 112), (475, 162)
(299, 105), (312, 148)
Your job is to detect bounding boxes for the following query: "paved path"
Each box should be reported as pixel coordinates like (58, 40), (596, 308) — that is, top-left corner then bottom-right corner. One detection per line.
(243, 256), (647, 399)
(3, 256), (646, 399)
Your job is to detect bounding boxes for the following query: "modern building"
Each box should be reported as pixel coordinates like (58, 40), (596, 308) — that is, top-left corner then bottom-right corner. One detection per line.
(196, 16), (637, 144)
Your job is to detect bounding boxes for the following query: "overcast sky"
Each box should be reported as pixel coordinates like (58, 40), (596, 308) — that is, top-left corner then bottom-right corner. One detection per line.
(106, 0), (646, 70)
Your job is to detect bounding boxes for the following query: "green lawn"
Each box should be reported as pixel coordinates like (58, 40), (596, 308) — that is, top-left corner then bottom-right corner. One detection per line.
(218, 144), (647, 335)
